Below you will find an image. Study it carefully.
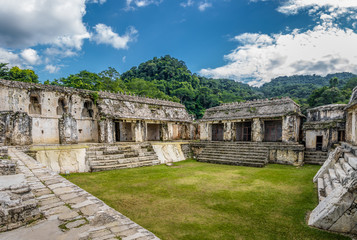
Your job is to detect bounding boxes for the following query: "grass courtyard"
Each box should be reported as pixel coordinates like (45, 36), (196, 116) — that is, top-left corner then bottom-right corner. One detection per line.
(64, 160), (350, 240)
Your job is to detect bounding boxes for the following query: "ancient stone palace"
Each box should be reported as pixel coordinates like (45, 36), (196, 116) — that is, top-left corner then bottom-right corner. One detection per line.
(1, 78), (357, 238)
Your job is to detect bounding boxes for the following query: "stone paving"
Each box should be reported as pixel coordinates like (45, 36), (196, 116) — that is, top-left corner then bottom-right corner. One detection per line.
(0, 148), (159, 240)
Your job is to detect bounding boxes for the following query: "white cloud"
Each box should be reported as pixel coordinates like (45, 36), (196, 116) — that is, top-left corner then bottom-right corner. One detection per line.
(45, 64), (60, 73)
(198, 1), (212, 11)
(181, 0), (194, 8)
(20, 49), (41, 65)
(278, 0), (357, 15)
(92, 24), (138, 49)
(0, 0), (90, 50)
(122, 56), (127, 63)
(88, 0), (106, 4)
(0, 48), (22, 67)
(200, 25), (357, 86)
(126, 0), (162, 10)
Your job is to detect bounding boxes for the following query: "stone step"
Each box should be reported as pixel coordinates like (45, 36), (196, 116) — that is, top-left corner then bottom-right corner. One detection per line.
(198, 155), (266, 164)
(91, 160), (160, 172)
(199, 152), (266, 160)
(317, 177), (325, 201)
(197, 158), (265, 168)
(344, 153), (357, 170)
(323, 173), (333, 196)
(340, 158), (354, 175)
(201, 150), (268, 157)
(328, 168), (341, 190)
(90, 156), (158, 166)
(334, 163), (347, 183)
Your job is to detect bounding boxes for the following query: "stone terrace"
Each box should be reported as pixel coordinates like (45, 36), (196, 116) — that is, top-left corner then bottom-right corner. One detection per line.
(0, 148), (159, 240)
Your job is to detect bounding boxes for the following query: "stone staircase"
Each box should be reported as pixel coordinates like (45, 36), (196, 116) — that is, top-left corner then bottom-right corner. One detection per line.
(308, 144), (357, 234)
(87, 143), (160, 172)
(196, 141), (270, 168)
(304, 151), (328, 165)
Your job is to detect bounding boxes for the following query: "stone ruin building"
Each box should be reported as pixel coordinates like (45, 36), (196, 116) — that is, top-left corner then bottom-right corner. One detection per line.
(0, 78), (357, 238)
(303, 104), (346, 165)
(194, 97), (305, 167)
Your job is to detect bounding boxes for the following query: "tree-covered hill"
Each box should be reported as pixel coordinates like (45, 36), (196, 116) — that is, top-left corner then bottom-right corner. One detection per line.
(259, 72), (357, 99)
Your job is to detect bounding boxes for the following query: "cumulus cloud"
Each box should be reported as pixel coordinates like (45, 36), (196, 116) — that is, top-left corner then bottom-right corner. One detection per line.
(278, 0), (357, 15)
(0, 0), (90, 50)
(92, 24), (138, 50)
(20, 49), (41, 65)
(0, 48), (22, 67)
(200, 26), (357, 86)
(198, 1), (212, 11)
(126, 0), (162, 10)
(181, 0), (194, 8)
(45, 64), (60, 73)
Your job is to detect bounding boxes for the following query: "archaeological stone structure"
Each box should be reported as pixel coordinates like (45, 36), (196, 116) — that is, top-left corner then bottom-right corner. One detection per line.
(196, 98), (305, 166)
(0, 79), (193, 146)
(304, 104), (346, 151)
(2, 78), (357, 238)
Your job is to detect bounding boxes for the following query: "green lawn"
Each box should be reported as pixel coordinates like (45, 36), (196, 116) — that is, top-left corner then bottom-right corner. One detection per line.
(64, 160), (350, 240)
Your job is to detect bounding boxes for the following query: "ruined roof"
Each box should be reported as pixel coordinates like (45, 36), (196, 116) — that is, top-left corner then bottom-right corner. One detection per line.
(308, 104), (347, 112)
(0, 79), (185, 108)
(201, 97), (301, 121)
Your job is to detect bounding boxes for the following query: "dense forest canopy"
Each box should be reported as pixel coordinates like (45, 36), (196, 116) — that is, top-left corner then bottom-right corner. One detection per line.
(1, 56), (357, 118)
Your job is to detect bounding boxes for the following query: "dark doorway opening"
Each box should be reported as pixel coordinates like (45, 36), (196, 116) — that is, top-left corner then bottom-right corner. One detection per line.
(147, 124), (161, 141)
(264, 120), (282, 142)
(236, 122), (252, 141)
(338, 130), (345, 142)
(316, 136), (323, 151)
(212, 123), (224, 141)
(115, 122), (120, 142)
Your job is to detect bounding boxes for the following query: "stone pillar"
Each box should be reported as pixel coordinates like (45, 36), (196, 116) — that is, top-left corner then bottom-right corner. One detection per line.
(224, 122), (232, 141)
(59, 114), (78, 144)
(161, 123), (170, 141)
(282, 115), (297, 143)
(252, 118), (263, 142)
(2, 112), (33, 146)
(134, 120), (145, 142)
(98, 118), (114, 143)
(199, 122), (210, 141)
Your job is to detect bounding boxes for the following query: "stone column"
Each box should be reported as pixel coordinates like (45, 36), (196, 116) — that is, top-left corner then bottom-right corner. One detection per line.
(161, 123), (170, 141)
(59, 114), (78, 144)
(199, 122), (210, 141)
(252, 118), (263, 142)
(224, 122), (232, 141)
(282, 115), (297, 143)
(134, 120), (144, 142)
(98, 119), (114, 143)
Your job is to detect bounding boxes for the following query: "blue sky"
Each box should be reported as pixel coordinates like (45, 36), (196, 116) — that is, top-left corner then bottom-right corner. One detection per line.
(1, 0), (357, 86)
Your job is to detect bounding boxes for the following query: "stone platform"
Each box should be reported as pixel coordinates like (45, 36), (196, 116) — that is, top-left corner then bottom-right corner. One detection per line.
(0, 148), (159, 240)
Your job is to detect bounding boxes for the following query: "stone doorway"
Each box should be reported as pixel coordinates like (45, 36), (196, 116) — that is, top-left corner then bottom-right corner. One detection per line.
(236, 122), (252, 141)
(147, 123), (161, 141)
(212, 123), (224, 141)
(316, 136), (323, 151)
(264, 120), (282, 142)
(115, 122), (120, 142)
(114, 122), (133, 142)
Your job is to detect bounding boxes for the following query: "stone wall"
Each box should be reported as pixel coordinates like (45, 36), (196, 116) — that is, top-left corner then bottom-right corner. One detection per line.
(0, 151), (41, 232)
(304, 104), (346, 151)
(0, 111), (32, 146)
(0, 159), (16, 175)
(0, 79), (193, 145)
(31, 145), (89, 174)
